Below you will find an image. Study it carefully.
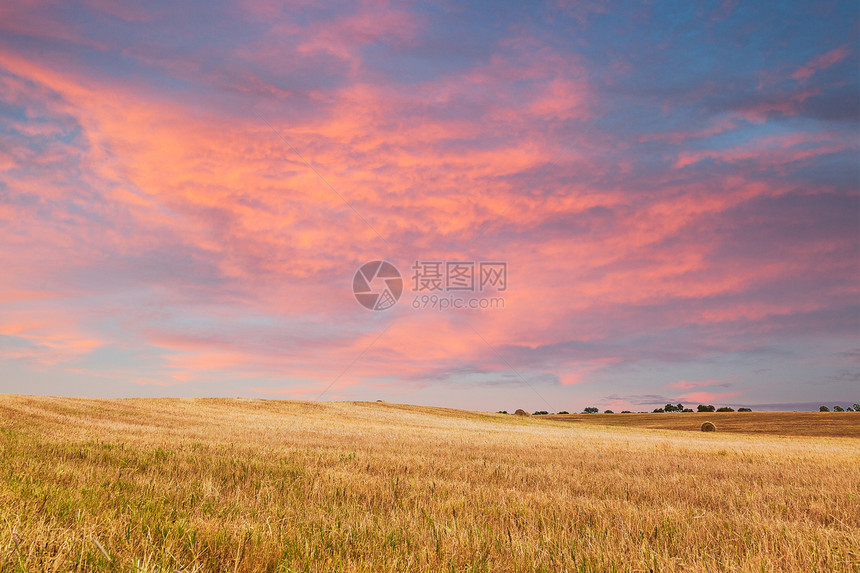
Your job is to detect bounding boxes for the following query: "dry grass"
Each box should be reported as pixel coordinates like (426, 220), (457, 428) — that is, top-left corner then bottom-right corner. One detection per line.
(544, 411), (860, 438)
(0, 395), (858, 572)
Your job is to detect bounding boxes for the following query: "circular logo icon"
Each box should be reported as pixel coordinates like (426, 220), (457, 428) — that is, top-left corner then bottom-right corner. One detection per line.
(353, 260), (403, 311)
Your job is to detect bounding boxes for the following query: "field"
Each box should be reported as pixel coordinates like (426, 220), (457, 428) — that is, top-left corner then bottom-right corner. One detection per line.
(544, 411), (860, 438)
(0, 396), (858, 572)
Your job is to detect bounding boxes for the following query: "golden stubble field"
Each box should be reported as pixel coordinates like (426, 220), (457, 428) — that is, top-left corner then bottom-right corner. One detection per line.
(0, 396), (857, 572)
(544, 411), (860, 438)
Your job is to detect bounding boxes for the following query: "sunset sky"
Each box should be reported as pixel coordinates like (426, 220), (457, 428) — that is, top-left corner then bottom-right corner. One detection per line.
(0, 0), (857, 412)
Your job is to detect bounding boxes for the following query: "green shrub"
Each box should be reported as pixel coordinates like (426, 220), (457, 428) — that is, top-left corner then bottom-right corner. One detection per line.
(497, 410), (508, 414)
(652, 408), (664, 413)
(557, 411), (569, 415)
(533, 411), (548, 416)
(820, 406), (830, 412)
(604, 410), (614, 414)
(738, 407), (752, 412)
(583, 407), (598, 414)
(697, 404), (716, 412)
(833, 406), (844, 412)
(621, 410), (632, 413)
(716, 407), (734, 412)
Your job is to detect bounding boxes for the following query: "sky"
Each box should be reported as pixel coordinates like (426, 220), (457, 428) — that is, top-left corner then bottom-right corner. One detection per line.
(0, 0), (857, 413)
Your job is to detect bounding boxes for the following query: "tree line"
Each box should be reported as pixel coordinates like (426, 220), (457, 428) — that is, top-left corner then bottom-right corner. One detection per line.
(497, 403), (860, 415)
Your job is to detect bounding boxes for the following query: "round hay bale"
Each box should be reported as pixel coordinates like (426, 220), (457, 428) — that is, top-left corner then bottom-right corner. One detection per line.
(514, 409), (530, 416)
(701, 421), (716, 432)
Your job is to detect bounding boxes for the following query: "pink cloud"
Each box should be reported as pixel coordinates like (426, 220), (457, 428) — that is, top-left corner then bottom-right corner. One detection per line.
(666, 379), (727, 390)
(792, 46), (850, 81)
(674, 131), (852, 169)
(639, 117), (738, 144)
(675, 391), (742, 403)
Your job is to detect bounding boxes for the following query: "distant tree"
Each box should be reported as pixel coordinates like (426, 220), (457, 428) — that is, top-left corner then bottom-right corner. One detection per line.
(820, 406), (830, 412)
(621, 410), (632, 414)
(833, 405), (844, 412)
(697, 404), (716, 412)
(677, 403), (684, 412)
(664, 403), (678, 412)
(557, 411), (569, 415)
(716, 407), (735, 412)
(533, 411), (548, 416)
(583, 407), (598, 414)
(682, 408), (693, 412)
(653, 408), (665, 413)
(853, 404), (860, 412)
(845, 406), (853, 411)
(604, 409), (614, 414)
(738, 407), (752, 412)
(497, 410), (508, 414)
